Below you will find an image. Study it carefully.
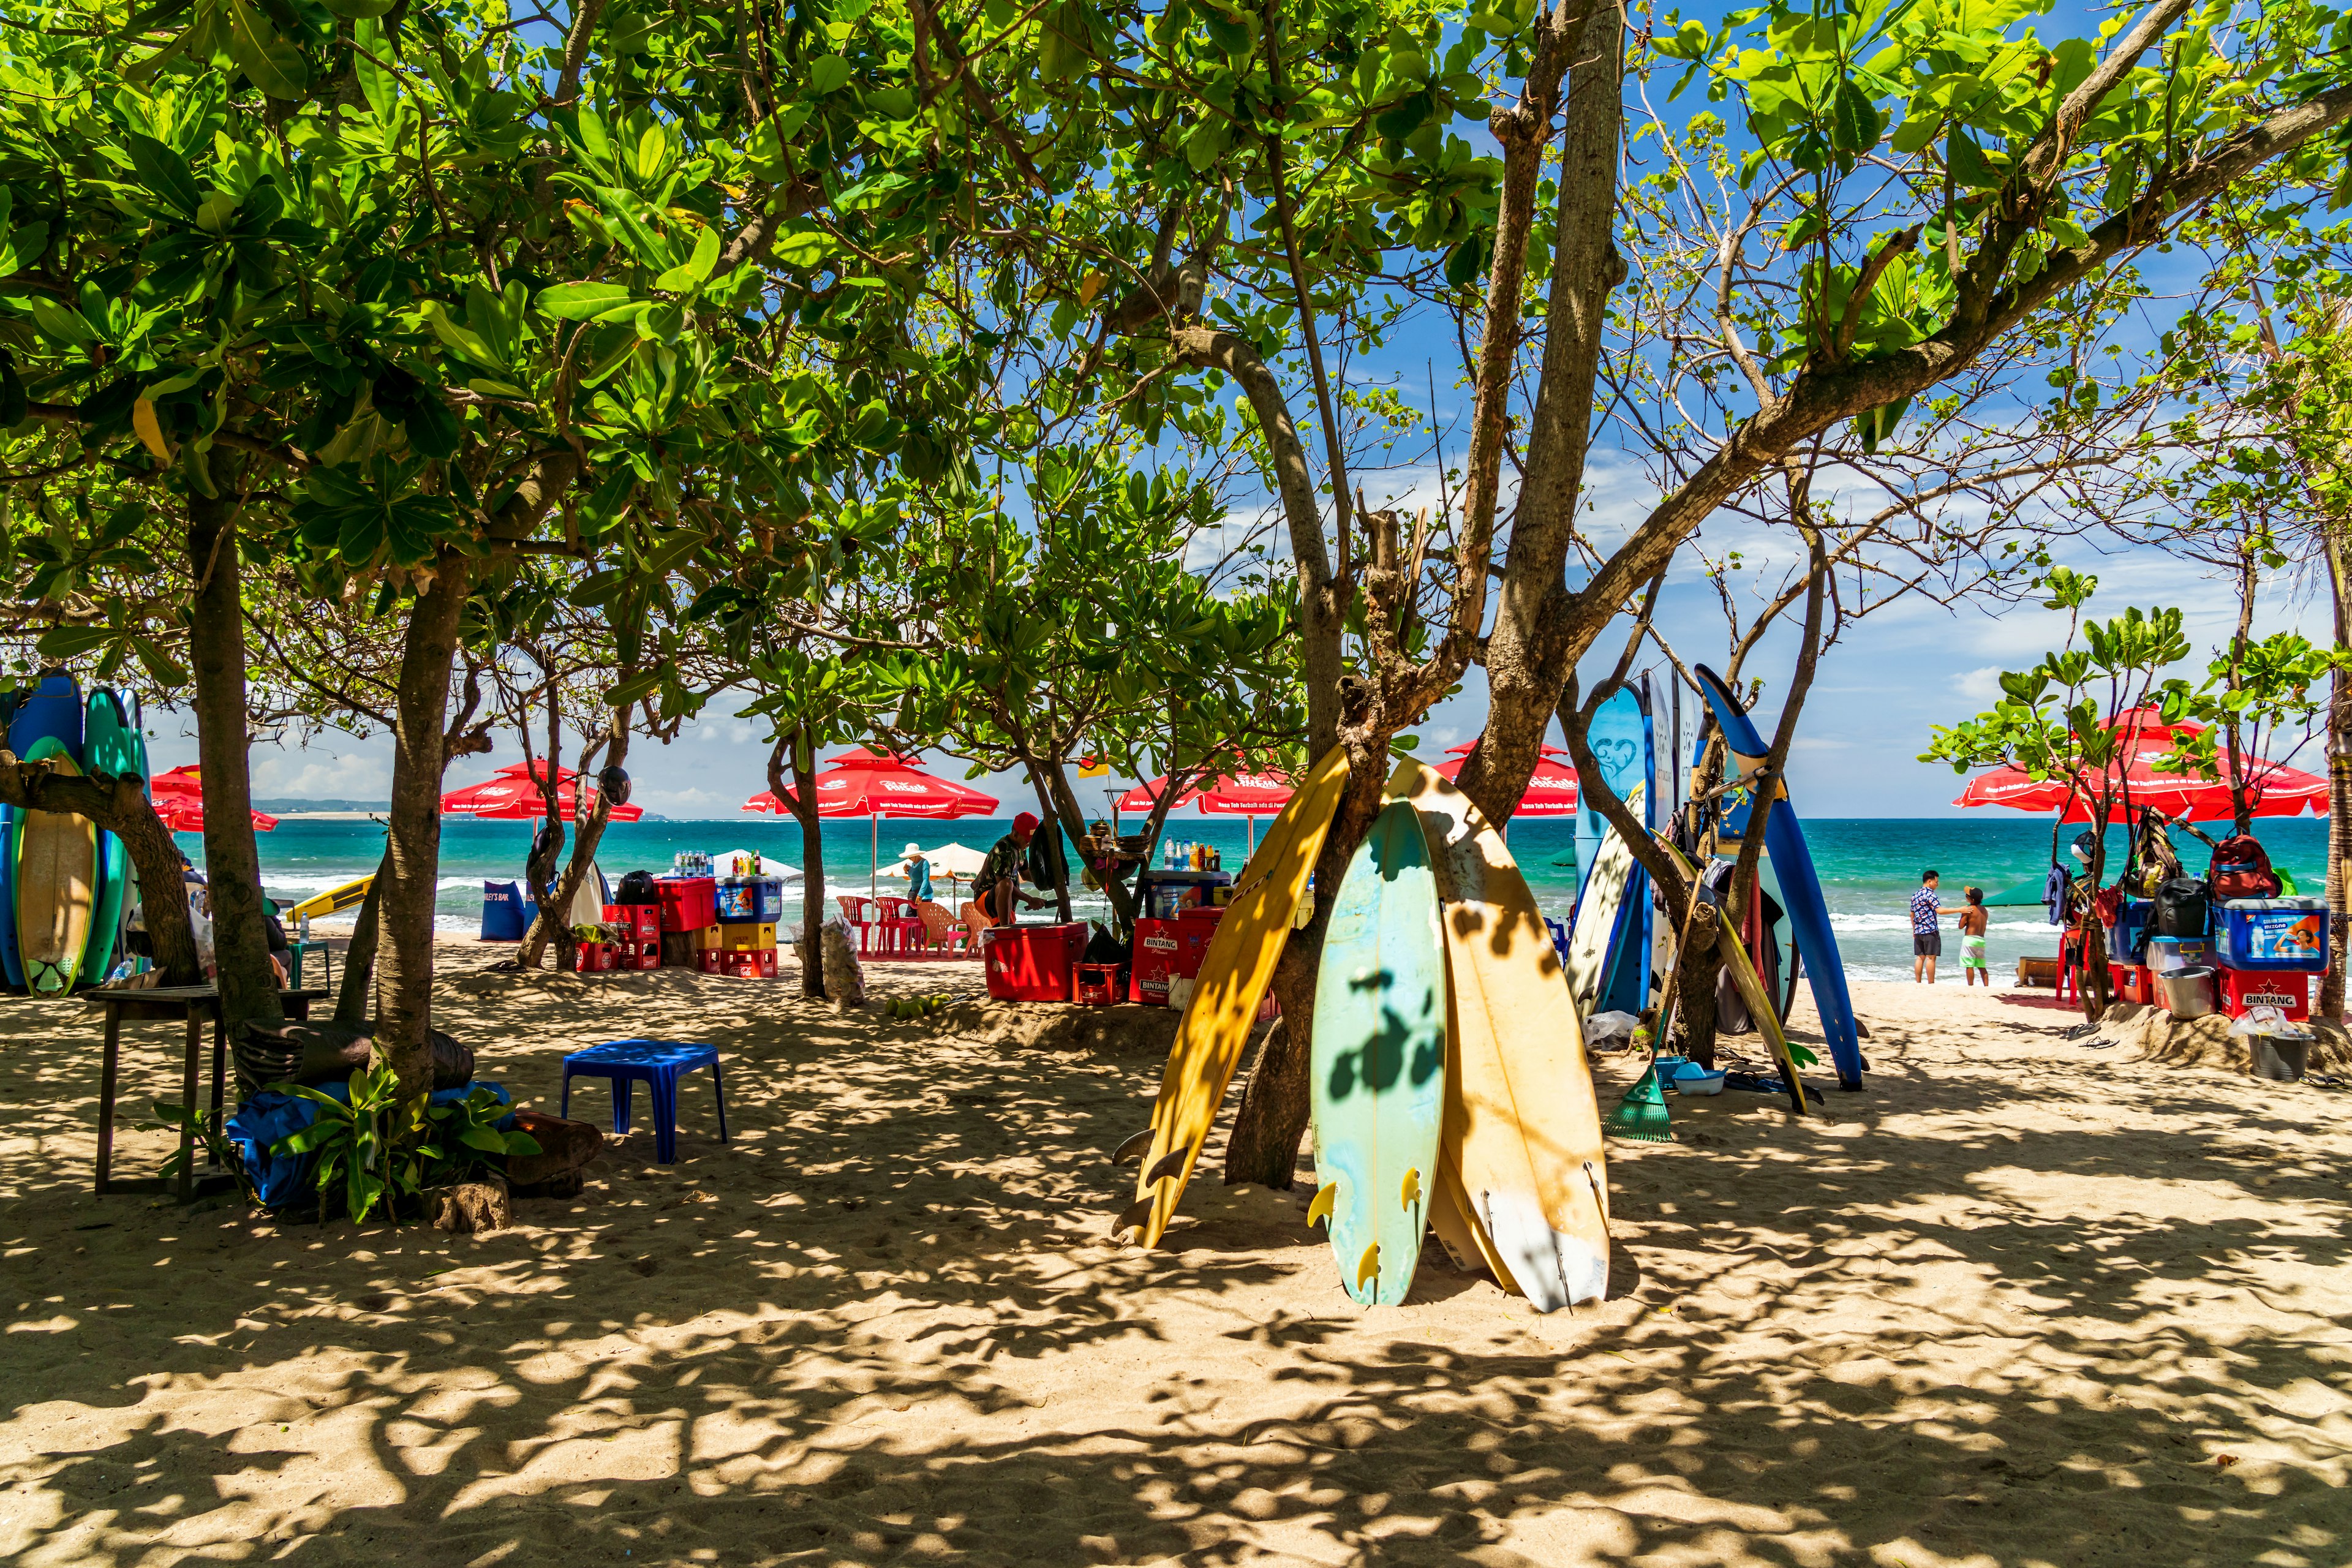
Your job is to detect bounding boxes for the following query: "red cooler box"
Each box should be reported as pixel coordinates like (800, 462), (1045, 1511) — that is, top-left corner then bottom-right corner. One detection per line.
(656, 876), (718, 933)
(2218, 967), (2311, 1021)
(1175, 906), (1226, 979)
(1131, 918), (1182, 1005)
(983, 922), (1088, 1002)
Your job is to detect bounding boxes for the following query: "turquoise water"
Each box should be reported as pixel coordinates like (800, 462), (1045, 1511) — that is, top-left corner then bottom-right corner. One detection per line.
(194, 812), (2332, 984)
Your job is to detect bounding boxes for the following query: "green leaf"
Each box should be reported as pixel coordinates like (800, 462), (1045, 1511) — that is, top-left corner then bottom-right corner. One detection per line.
(809, 54), (852, 93)
(227, 0), (312, 100)
(537, 282), (636, 320)
(317, 0), (396, 14)
(29, 296), (99, 349)
(653, 222), (721, 293)
(0, 219), (51, 275)
(126, 132), (201, 216)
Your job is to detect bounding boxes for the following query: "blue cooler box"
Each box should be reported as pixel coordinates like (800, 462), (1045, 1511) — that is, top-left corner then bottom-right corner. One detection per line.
(2105, 898), (2152, 963)
(2217, 898), (2328, 971)
(717, 876), (791, 922)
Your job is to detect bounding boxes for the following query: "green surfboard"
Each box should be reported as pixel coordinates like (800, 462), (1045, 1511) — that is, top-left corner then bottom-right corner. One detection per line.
(1308, 796), (1446, 1308)
(81, 690), (141, 981)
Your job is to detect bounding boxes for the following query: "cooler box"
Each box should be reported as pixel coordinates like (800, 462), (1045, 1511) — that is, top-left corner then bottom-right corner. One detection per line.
(1175, 906), (1226, 979)
(719, 920), (778, 952)
(480, 881), (529, 941)
(603, 903), (662, 940)
(715, 878), (790, 922)
(2105, 899), (2152, 964)
(2217, 966), (2311, 1022)
(2111, 963), (2154, 1006)
(655, 876), (717, 933)
(982, 922), (1088, 1003)
(2216, 898), (2328, 971)
(1137, 870), (1231, 921)
(2146, 936), (2211, 975)
(1131, 918), (1182, 1004)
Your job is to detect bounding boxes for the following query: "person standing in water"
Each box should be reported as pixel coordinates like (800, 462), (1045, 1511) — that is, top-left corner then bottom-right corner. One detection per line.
(1956, 886), (1991, 987)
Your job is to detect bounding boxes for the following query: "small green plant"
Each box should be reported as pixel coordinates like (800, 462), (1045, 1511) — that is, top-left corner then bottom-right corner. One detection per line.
(268, 1064), (541, 1224)
(145, 1100), (257, 1204)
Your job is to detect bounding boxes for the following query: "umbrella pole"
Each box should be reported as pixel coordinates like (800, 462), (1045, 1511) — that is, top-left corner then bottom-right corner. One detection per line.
(872, 814), (880, 901)
(1246, 815), (1254, 858)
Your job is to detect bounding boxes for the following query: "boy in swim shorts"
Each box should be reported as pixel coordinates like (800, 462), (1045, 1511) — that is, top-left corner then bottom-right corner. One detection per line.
(1957, 886), (1989, 986)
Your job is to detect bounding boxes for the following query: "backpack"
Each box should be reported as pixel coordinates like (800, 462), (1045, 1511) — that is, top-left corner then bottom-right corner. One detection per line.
(615, 869), (661, 905)
(2207, 834), (2281, 902)
(2151, 876), (2211, 939)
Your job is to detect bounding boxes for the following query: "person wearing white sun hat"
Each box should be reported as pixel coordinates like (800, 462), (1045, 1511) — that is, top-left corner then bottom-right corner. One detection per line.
(901, 843), (933, 903)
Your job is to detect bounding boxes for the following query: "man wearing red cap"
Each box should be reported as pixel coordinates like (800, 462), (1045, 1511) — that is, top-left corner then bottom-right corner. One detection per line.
(974, 812), (1050, 925)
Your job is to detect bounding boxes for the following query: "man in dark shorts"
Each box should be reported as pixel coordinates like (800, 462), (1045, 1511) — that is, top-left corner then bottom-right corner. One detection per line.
(974, 813), (1050, 926)
(1911, 869), (1945, 984)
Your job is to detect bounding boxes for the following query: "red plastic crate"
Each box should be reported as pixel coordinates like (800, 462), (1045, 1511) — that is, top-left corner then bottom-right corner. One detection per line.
(655, 876), (718, 933)
(603, 903), (662, 939)
(696, 948), (725, 974)
(2218, 967), (2310, 1021)
(1130, 918), (1182, 1005)
(577, 943), (616, 972)
(983, 922), (1087, 1002)
(725, 949), (778, 979)
(1075, 962), (1121, 1006)
(2113, 963), (2154, 1005)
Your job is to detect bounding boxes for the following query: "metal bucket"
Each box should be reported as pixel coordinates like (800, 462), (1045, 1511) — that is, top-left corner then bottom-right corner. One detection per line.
(2156, 965), (2218, 1019)
(2253, 1036), (2309, 1082)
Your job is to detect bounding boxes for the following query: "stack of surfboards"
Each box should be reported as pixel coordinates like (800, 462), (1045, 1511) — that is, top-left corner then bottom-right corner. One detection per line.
(0, 675), (149, 995)
(1116, 747), (1611, 1313)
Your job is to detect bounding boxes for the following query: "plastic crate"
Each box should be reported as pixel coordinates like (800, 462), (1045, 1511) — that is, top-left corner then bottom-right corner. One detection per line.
(2105, 899), (2152, 964)
(1131, 918), (1182, 1005)
(1075, 962), (1121, 1006)
(1175, 906), (1226, 979)
(2215, 898), (2328, 971)
(578, 943), (616, 972)
(719, 921), (778, 952)
(655, 876), (718, 933)
(2218, 966), (2311, 1021)
(725, 949), (778, 979)
(2111, 963), (2154, 1005)
(603, 903), (662, 940)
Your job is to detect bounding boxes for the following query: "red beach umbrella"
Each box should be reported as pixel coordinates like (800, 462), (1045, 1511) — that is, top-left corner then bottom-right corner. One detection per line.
(1953, 707), (2324, 822)
(1434, 742), (1580, 816)
(442, 761), (643, 822)
(1114, 772), (1300, 814)
(744, 747), (1000, 899)
(151, 764), (279, 832)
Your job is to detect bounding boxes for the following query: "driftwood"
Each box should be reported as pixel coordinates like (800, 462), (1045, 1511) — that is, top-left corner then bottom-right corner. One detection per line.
(507, 1109), (603, 1196)
(431, 1177), (511, 1234)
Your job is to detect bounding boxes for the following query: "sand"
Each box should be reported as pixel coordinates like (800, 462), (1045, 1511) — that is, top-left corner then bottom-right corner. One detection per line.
(4, 957), (2349, 1566)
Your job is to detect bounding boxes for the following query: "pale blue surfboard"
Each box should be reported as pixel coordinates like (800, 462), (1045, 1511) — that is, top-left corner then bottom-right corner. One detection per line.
(1309, 797), (1445, 1307)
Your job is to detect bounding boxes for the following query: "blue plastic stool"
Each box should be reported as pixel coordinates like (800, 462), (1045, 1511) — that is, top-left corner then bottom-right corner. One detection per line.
(560, 1040), (728, 1164)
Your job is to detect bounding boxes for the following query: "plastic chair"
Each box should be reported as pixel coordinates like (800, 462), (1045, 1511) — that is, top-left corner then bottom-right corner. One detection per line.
(560, 1040), (728, 1164)
(962, 905), (995, 944)
(836, 895), (874, 953)
(2057, 927), (2089, 1005)
(916, 900), (971, 952)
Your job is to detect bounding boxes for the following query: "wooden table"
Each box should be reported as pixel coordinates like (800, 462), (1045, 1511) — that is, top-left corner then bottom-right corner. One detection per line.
(84, 986), (328, 1202)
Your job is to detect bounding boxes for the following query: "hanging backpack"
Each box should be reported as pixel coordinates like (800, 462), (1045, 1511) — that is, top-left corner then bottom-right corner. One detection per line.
(2150, 876), (2211, 939)
(2207, 834), (2281, 902)
(616, 869), (662, 905)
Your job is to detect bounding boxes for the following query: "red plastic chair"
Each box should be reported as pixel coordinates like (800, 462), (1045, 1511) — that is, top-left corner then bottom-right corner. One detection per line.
(836, 895), (874, 954)
(2057, 927), (2089, 1005)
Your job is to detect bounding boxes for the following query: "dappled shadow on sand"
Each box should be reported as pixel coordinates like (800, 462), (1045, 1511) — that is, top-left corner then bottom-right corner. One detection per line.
(2, 968), (2347, 1566)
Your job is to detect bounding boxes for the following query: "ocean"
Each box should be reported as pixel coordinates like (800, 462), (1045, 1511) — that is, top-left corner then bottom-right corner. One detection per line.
(191, 811), (2335, 985)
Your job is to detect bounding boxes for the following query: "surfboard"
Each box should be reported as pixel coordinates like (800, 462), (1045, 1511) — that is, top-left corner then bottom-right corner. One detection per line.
(80, 690), (140, 982)
(1308, 797), (1445, 1306)
(7, 673), (83, 761)
(0, 804), (18, 990)
(1598, 680), (1656, 1016)
(289, 873), (374, 923)
(15, 737), (96, 994)
(1691, 665), (1863, 1088)
(1563, 786), (1644, 1020)
(1659, 840), (1814, 1114)
(1122, 745), (1351, 1248)
(1395, 757), (1611, 1313)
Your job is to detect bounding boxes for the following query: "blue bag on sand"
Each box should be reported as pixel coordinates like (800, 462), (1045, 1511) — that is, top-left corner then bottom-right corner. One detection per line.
(228, 1081), (514, 1208)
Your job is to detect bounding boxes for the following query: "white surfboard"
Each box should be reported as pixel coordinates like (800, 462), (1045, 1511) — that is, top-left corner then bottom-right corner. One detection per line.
(1563, 786), (1642, 1020)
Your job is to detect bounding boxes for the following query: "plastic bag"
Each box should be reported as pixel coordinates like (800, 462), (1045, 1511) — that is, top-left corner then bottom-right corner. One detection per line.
(1585, 1010), (1643, 1052)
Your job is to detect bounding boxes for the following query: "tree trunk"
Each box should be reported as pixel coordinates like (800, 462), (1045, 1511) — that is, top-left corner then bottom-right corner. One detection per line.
(184, 478), (286, 1046)
(519, 683), (568, 968)
(2323, 524), (2350, 1022)
(333, 854), (386, 1026)
(523, 723), (627, 972)
(772, 731), (830, 1000)
(1027, 763), (1073, 922)
(373, 551), (472, 1100)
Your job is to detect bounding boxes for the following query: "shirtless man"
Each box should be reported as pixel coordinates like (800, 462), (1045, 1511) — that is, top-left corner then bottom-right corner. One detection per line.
(1956, 886), (1991, 987)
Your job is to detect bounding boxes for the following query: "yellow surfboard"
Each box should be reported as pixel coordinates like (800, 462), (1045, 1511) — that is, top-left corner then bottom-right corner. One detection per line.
(1395, 758), (1611, 1311)
(288, 873), (373, 923)
(1121, 745), (1351, 1248)
(17, 747), (96, 995)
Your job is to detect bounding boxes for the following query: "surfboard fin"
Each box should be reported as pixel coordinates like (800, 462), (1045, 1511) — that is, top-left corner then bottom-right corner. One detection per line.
(1144, 1146), (1191, 1186)
(1399, 1167), (1421, 1212)
(1354, 1242), (1381, 1291)
(1109, 1197), (1155, 1240)
(1306, 1180), (1338, 1230)
(1111, 1128), (1153, 1166)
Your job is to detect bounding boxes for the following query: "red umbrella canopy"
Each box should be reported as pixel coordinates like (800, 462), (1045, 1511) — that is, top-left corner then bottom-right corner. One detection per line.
(442, 761), (644, 822)
(1953, 707), (2324, 821)
(1114, 772), (1296, 815)
(150, 765), (280, 832)
(744, 748), (1000, 818)
(1434, 742), (1580, 816)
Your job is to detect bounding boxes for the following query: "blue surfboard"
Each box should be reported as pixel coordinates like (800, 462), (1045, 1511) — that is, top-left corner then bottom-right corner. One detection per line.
(1690, 665), (1861, 1088)
(1596, 679), (1656, 1016)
